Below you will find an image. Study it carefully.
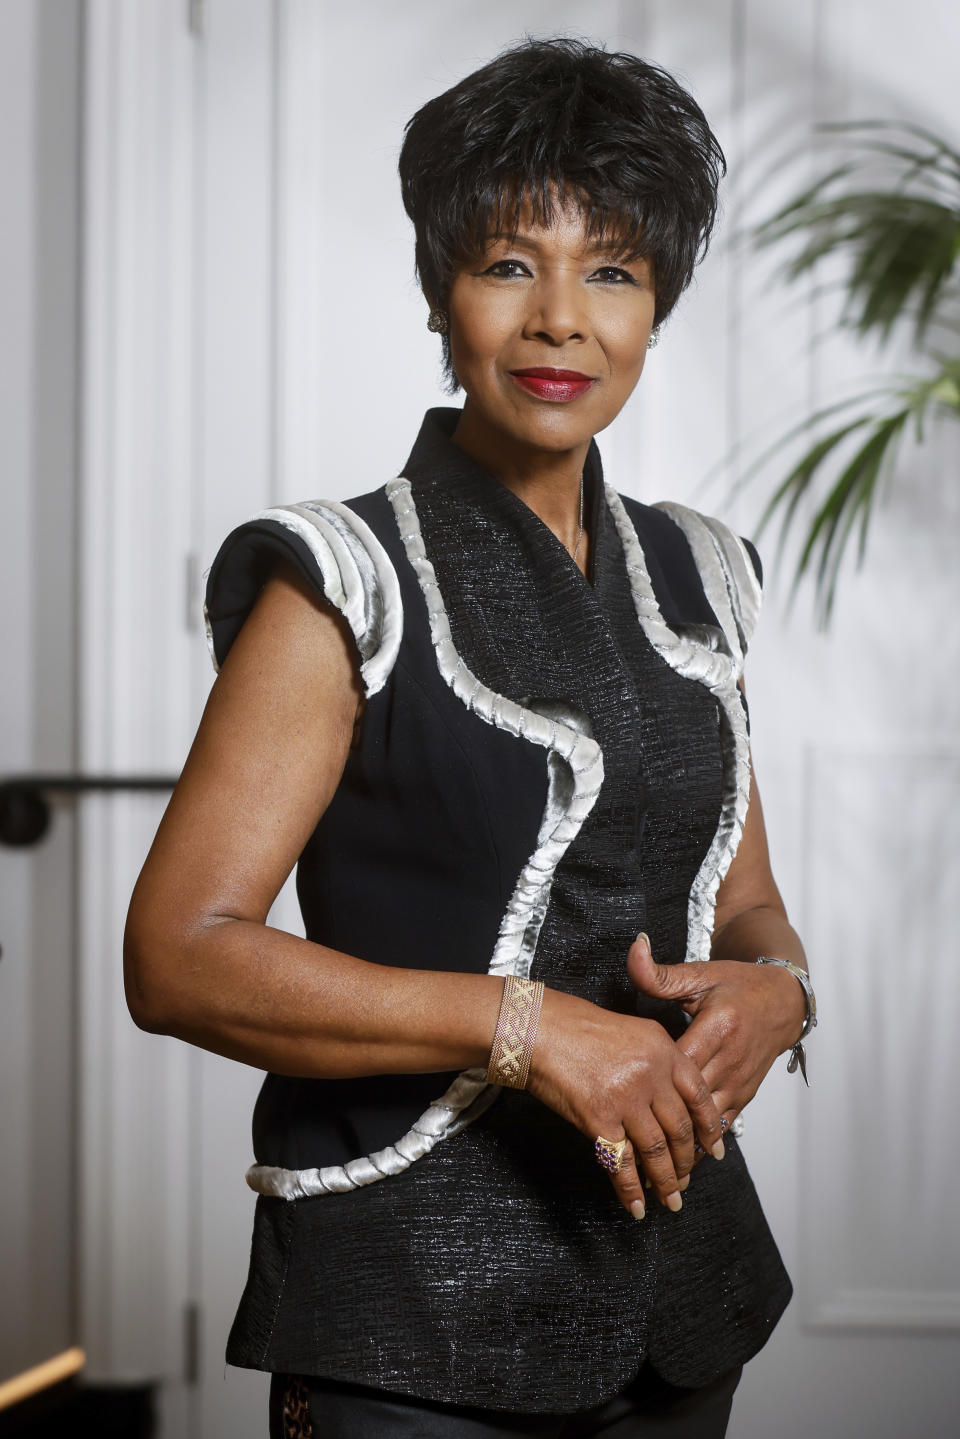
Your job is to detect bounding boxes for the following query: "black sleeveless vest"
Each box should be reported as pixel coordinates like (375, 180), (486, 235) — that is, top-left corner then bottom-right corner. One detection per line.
(204, 408), (792, 1411)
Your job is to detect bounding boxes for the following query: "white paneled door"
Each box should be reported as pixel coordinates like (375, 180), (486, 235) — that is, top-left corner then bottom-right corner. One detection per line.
(75, 4), (960, 1438)
(0, 0), (82, 1393)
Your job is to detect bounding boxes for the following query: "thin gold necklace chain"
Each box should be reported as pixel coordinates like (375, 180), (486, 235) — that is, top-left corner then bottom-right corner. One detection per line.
(571, 471), (585, 565)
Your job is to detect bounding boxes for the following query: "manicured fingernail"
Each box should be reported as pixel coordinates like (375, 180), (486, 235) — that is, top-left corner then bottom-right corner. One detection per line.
(635, 931), (650, 948)
(678, 1174), (690, 1192)
(711, 1139), (726, 1161)
(630, 1199), (646, 1221)
(665, 1191), (683, 1212)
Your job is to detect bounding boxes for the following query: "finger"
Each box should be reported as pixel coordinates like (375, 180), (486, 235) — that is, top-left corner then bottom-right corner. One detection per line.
(651, 1092), (698, 1185)
(693, 1094), (740, 1159)
(626, 934), (712, 1014)
(595, 1131), (649, 1221)
(628, 1117), (685, 1211)
(675, 1011), (725, 1072)
(674, 1054), (727, 1162)
(700, 1055), (730, 1094)
(700, 1050), (756, 1118)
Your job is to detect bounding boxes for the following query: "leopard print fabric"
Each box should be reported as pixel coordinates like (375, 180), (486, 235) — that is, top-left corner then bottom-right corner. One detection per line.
(281, 1376), (313, 1438)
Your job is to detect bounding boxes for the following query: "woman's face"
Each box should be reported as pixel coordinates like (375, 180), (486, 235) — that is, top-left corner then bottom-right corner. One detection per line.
(446, 191), (656, 461)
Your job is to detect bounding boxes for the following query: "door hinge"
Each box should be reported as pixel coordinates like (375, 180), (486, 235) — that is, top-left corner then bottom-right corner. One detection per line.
(188, 0), (204, 39)
(184, 1300), (201, 1385)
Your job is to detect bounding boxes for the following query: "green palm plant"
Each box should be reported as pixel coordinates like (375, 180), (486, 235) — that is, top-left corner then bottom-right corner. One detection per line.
(743, 118), (960, 624)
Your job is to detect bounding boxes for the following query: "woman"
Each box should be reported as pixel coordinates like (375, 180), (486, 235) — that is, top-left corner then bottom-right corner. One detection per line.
(125, 36), (814, 1438)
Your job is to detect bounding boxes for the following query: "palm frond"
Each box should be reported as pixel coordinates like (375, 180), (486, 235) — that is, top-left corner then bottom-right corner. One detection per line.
(800, 412), (908, 624)
(728, 381), (919, 499)
(751, 119), (960, 355)
(743, 118), (960, 622)
(814, 118), (960, 182)
(752, 369), (957, 624)
(755, 193), (960, 349)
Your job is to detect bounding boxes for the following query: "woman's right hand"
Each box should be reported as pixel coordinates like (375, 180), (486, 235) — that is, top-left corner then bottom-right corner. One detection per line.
(525, 978), (726, 1219)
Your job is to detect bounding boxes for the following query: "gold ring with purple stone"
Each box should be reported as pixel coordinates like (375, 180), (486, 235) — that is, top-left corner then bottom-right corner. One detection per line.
(594, 1135), (628, 1175)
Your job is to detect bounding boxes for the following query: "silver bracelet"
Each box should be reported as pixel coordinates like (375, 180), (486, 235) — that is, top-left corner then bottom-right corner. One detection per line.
(755, 957), (817, 1085)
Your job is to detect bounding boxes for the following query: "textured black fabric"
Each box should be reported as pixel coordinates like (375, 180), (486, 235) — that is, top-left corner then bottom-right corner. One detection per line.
(209, 409), (792, 1410)
(268, 1364), (742, 1437)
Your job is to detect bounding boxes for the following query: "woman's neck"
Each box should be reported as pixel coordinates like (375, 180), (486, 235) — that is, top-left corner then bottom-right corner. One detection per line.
(450, 407), (590, 559)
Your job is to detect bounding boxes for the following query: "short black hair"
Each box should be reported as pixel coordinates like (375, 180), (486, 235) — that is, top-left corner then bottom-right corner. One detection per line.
(399, 36), (726, 389)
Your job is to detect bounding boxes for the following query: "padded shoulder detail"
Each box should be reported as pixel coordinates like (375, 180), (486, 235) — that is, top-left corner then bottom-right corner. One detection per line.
(741, 535), (763, 589)
(203, 498), (402, 697)
(653, 502), (762, 668)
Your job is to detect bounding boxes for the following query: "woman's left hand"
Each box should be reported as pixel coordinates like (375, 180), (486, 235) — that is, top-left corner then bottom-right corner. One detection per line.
(626, 934), (807, 1129)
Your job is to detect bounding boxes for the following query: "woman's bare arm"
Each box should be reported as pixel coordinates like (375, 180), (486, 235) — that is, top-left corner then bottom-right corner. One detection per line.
(629, 720), (809, 1127)
(124, 563), (505, 1076)
(124, 564), (726, 1214)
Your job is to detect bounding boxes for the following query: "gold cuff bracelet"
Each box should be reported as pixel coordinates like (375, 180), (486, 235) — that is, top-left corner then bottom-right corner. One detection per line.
(486, 975), (545, 1089)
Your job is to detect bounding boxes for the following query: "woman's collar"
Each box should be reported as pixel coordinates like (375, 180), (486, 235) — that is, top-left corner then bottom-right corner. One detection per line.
(398, 407), (607, 581)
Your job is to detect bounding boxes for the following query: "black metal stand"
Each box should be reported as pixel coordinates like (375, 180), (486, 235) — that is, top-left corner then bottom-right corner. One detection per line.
(0, 776), (178, 848)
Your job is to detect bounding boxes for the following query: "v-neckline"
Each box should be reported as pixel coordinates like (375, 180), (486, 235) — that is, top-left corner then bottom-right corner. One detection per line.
(399, 407), (608, 593)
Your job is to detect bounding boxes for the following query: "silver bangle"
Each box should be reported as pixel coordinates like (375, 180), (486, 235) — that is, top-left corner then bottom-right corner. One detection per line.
(755, 957), (817, 1085)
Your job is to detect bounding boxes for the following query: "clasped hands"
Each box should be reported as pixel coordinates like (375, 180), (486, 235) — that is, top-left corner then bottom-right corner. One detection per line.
(526, 933), (807, 1222)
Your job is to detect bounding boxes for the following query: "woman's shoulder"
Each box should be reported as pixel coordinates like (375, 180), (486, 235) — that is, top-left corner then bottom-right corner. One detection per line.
(609, 489), (763, 657)
(612, 491), (761, 585)
(204, 489), (403, 696)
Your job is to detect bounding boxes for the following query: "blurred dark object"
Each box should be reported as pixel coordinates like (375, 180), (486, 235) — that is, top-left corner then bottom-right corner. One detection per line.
(0, 775), (178, 848)
(0, 1379), (155, 1437)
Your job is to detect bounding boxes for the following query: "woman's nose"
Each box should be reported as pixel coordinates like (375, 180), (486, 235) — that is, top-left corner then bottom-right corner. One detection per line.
(522, 277), (588, 346)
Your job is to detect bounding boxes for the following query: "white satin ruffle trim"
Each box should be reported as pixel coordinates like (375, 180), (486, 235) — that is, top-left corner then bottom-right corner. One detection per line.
(245, 486), (761, 1198)
(246, 476), (604, 1199)
(204, 499), (402, 698)
(605, 491), (761, 966)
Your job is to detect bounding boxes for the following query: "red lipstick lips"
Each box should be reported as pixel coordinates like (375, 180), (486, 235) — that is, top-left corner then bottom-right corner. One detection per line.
(509, 367), (594, 402)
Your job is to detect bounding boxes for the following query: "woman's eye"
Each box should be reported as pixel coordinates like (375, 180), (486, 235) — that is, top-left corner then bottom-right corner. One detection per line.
(592, 266), (638, 285)
(482, 259), (530, 278)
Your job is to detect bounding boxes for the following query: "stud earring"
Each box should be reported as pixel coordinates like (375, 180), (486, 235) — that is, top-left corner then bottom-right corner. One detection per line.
(647, 325), (661, 350)
(427, 309), (449, 335)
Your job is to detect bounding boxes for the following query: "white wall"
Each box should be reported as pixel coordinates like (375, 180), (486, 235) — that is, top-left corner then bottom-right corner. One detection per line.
(0, 0), (82, 1384)
(4, 2), (959, 1435)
